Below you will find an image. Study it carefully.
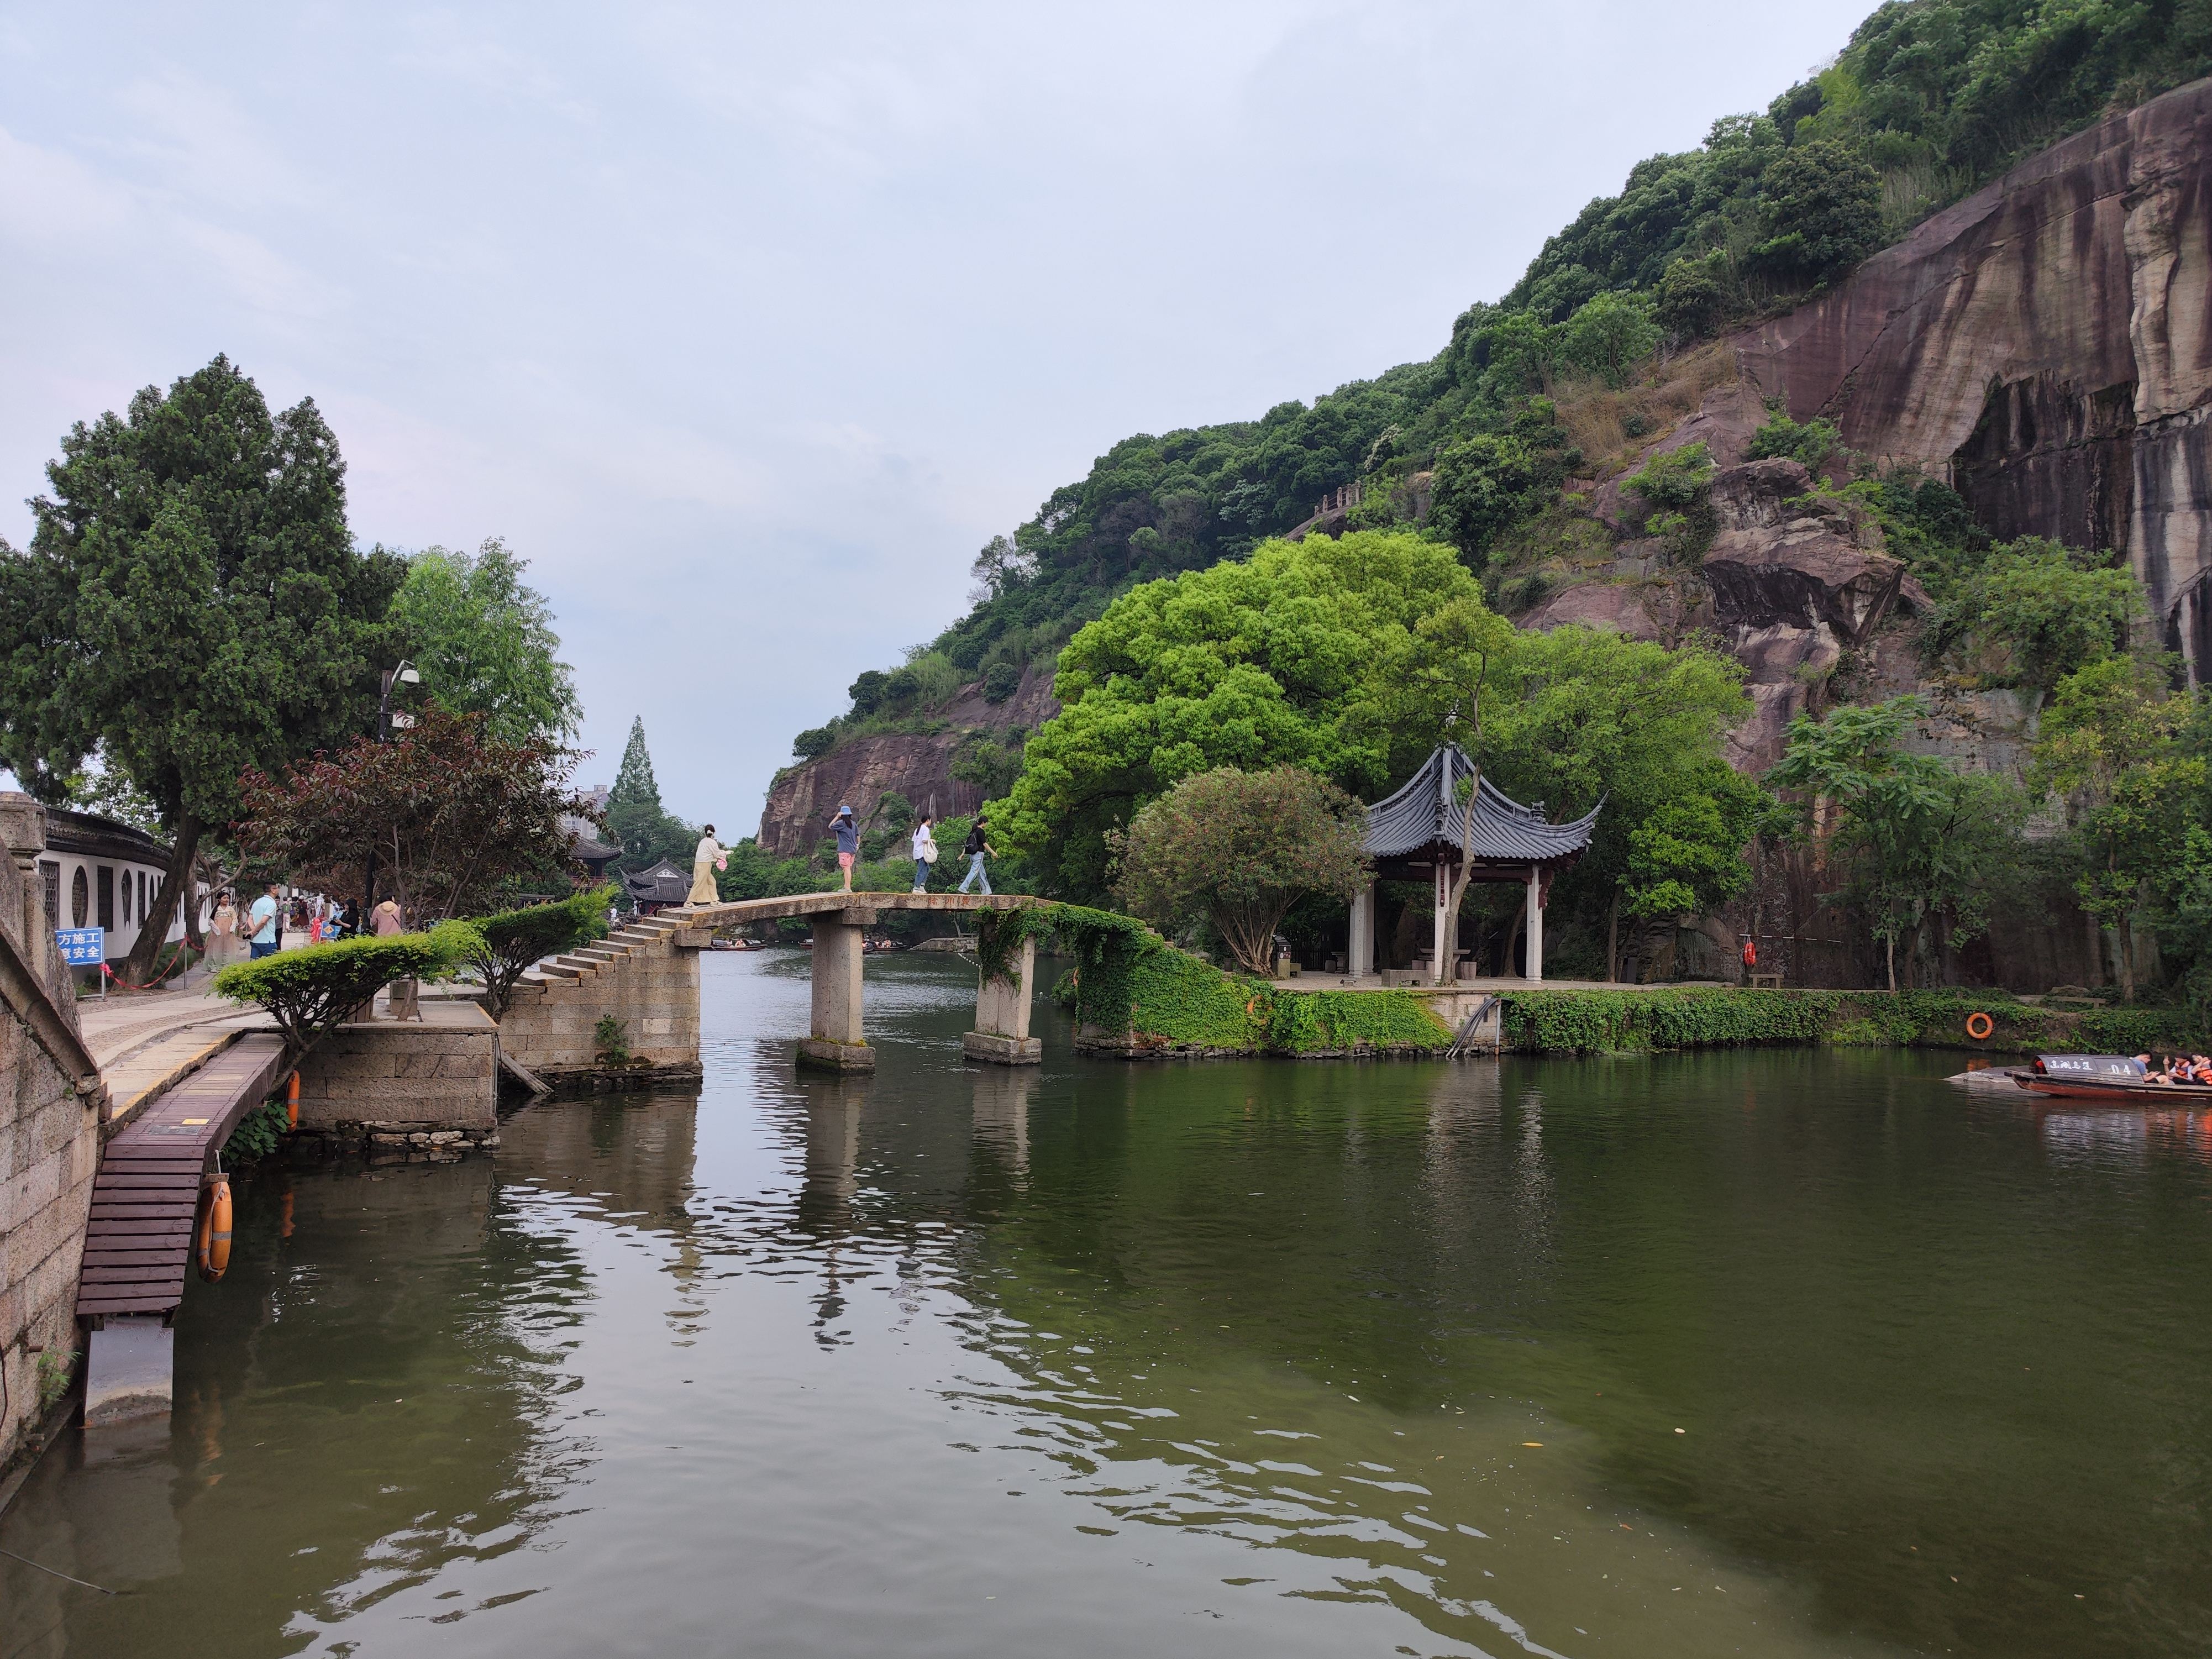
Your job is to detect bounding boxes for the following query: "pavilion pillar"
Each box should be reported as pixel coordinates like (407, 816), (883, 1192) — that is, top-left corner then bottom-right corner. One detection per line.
(800, 910), (874, 1071)
(1348, 877), (1375, 979)
(965, 935), (1041, 1065)
(1432, 863), (1451, 985)
(1525, 865), (1544, 983)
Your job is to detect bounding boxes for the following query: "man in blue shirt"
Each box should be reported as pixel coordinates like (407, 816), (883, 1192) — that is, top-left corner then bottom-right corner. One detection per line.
(248, 883), (282, 959)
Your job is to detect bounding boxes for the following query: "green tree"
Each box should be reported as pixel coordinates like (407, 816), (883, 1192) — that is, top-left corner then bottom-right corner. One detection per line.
(1486, 627), (1756, 979)
(1109, 766), (1370, 975)
(605, 716), (695, 879)
(387, 538), (582, 742)
(1559, 290), (1662, 388)
(0, 355), (403, 980)
(1428, 402), (1581, 567)
(994, 531), (1491, 900)
(2032, 657), (2204, 1000)
(1654, 253), (1734, 340)
(1752, 138), (1884, 284)
(1770, 695), (2026, 990)
(1943, 538), (2137, 691)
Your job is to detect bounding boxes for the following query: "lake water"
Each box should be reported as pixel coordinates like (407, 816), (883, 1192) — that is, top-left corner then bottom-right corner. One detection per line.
(7, 950), (2212, 1658)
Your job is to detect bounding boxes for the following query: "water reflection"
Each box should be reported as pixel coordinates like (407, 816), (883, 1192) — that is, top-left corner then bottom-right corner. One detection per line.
(9, 953), (2212, 1658)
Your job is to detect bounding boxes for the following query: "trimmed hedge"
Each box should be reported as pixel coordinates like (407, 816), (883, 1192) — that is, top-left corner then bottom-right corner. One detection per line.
(213, 921), (481, 1059)
(1497, 987), (2212, 1057)
(466, 884), (616, 1016)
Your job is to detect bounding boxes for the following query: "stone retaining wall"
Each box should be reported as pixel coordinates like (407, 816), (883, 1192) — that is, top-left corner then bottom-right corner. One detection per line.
(0, 795), (101, 1473)
(497, 920), (701, 1086)
(294, 1002), (500, 1146)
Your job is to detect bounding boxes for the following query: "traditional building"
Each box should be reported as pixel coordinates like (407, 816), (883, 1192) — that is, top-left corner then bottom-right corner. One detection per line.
(624, 859), (692, 912)
(35, 809), (193, 969)
(1352, 744), (1598, 982)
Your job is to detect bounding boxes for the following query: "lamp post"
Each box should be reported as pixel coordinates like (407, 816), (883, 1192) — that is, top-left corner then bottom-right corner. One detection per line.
(362, 662), (421, 928)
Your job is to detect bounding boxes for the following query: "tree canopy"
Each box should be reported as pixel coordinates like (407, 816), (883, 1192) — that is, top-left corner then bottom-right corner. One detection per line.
(0, 354), (403, 977)
(991, 531), (1493, 899)
(606, 716), (696, 880)
(387, 538), (582, 742)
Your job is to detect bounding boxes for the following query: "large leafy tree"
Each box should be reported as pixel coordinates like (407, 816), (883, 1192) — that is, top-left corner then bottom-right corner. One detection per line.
(387, 538), (582, 742)
(1770, 695), (2025, 991)
(1485, 626), (1759, 979)
(234, 704), (587, 922)
(992, 531), (1493, 900)
(2032, 657), (2207, 1000)
(0, 356), (403, 980)
(1109, 765), (1370, 975)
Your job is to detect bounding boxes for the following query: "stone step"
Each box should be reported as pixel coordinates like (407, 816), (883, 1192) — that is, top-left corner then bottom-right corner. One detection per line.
(537, 962), (586, 979)
(553, 954), (602, 972)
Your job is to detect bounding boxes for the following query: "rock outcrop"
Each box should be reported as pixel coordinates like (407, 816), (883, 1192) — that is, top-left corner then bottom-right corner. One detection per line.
(754, 659), (1058, 854)
(1733, 76), (2212, 670)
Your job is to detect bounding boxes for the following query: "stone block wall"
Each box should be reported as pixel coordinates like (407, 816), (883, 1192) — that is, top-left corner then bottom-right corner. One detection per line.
(295, 1009), (500, 1142)
(497, 921), (702, 1085)
(0, 794), (101, 1472)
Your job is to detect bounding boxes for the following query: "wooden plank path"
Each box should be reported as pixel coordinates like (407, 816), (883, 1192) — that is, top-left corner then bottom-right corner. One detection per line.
(76, 1032), (290, 1319)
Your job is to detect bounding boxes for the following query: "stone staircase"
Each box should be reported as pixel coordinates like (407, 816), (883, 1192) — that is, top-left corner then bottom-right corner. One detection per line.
(497, 913), (702, 1088)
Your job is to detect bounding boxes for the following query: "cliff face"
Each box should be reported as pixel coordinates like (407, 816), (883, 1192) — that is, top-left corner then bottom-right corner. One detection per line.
(754, 660), (1058, 855)
(1736, 75), (2212, 663)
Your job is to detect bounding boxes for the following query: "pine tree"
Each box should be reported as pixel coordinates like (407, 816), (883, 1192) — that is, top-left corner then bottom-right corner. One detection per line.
(610, 716), (661, 813)
(605, 716), (692, 878)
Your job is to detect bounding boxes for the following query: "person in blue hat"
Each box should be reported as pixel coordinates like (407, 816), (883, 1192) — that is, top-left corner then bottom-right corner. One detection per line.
(832, 805), (860, 891)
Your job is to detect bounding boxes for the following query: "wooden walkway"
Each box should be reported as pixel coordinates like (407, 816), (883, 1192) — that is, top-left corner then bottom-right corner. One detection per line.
(76, 1032), (290, 1319)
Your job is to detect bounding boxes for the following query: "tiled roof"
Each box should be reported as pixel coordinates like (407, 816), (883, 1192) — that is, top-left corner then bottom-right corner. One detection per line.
(1365, 744), (1599, 864)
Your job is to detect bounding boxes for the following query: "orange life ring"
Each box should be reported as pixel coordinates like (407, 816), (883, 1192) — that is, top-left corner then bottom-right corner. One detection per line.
(196, 1175), (233, 1282)
(286, 1070), (301, 1129)
(1965, 1011), (1994, 1041)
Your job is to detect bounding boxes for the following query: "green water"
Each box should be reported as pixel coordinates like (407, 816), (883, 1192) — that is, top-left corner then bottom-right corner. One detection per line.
(6, 951), (2212, 1657)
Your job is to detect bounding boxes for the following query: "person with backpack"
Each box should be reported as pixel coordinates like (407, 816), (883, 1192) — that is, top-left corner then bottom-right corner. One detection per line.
(911, 814), (938, 894)
(957, 816), (992, 895)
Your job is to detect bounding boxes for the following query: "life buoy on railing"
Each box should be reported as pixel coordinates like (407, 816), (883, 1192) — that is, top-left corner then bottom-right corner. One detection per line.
(196, 1175), (233, 1282)
(286, 1070), (301, 1129)
(1966, 1011), (1995, 1041)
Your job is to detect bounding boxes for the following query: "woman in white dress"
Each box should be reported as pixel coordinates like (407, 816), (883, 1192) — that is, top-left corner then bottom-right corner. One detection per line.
(689, 825), (729, 905)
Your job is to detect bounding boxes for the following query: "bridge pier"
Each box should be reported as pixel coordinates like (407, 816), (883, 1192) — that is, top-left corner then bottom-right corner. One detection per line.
(964, 935), (1041, 1065)
(798, 910), (875, 1072)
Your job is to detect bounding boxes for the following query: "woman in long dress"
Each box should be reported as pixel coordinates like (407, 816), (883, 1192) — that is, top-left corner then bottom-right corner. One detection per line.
(689, 825), (729, 905)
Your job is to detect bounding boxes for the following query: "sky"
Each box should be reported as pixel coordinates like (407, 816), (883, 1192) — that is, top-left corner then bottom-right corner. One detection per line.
(0, 1), (1878, 830)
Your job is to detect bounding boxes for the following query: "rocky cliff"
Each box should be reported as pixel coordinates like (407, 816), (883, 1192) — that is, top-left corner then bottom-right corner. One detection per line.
(755, 660), (1058, 854)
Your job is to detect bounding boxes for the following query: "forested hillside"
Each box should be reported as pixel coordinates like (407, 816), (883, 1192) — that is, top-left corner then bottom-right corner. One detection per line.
(783, 0), (2212, 762)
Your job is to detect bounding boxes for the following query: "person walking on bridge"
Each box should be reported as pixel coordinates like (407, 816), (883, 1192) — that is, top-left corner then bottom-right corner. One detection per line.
(690, 824), (729, 905)
(832, 805), (860, 893)
(957, 816), (992, 895)
(911, 814), (939, 893)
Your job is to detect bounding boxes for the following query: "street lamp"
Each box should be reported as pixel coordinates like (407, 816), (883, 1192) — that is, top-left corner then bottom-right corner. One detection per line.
(364, 662), (421, 926)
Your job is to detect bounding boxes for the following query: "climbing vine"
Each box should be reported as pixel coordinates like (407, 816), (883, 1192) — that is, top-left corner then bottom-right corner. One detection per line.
(974, 906), (1059, 988)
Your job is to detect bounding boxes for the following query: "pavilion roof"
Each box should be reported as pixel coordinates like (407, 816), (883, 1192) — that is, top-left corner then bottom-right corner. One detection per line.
(1365, 743), (1599, 865)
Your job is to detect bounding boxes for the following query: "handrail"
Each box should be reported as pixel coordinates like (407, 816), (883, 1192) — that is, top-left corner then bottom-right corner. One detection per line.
(0, 914), (104, 1096)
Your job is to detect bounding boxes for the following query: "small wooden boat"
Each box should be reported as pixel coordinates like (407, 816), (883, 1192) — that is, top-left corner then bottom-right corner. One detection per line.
(2009, 1054), (2212, 1102)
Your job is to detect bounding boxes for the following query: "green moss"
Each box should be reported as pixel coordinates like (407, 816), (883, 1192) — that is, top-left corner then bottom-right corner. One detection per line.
(1267, 989), (1453, 1054)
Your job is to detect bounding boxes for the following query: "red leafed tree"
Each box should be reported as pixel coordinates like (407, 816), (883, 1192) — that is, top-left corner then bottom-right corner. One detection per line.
(234, 704), (591, 921)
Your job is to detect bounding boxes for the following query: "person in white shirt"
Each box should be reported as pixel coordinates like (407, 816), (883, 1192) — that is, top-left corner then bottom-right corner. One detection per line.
(911, 816), (938, 894)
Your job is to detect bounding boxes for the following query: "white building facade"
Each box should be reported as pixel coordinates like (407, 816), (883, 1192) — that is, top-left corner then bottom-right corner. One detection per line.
(35, 809), (193, 968)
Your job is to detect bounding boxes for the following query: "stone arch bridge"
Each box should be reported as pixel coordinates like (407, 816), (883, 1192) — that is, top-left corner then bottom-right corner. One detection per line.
(668, 892), (1052, 1070)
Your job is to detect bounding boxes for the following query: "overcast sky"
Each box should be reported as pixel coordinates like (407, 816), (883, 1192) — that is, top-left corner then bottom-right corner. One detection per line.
(1, 1), (1874, 830)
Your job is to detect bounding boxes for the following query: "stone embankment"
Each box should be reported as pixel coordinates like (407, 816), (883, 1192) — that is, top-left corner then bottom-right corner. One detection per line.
(0, 795), (105, 1474)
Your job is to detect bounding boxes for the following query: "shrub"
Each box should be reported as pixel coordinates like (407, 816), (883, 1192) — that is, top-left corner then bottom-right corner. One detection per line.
(1430, 402), (1583, 566)
(792, 725), (838, 761)
(464, 884), (616, 1017)
(1654, 253), (1733, 340)
(223, 1099), (291, 1162)
(213, 922), (480, 1061)
(1746, 410), (1841, 470)
(594, 1014), (631, 1064)
(1623, 440), (1717, 561)
(982, 662), (1021, 702)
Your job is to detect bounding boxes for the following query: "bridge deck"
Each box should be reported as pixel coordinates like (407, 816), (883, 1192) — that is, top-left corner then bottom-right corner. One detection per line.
(670, 891), (1047, 927)
(76, 1032), (290, 1319)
